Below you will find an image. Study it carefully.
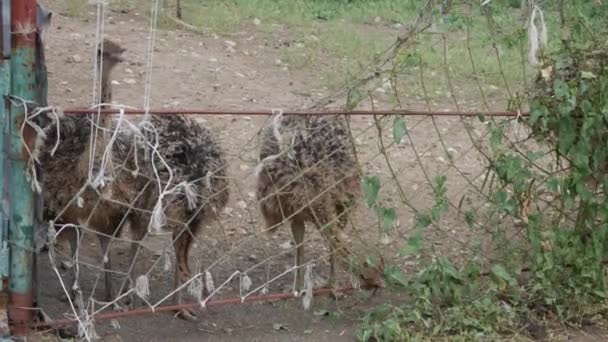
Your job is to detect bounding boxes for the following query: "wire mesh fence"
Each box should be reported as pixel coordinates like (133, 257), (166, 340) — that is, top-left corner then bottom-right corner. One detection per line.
(5, 0), (597, 339)
(28, 109), (555, 332)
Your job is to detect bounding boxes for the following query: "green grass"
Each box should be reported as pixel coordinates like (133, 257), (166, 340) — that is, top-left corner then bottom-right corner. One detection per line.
(178, 0), (419, 29)
(278, 24), (396, 88)
(60, 0), (574, 107)
(178, 0), (533, 105)
(172, 0), (423, 93)
(66, 0), (573, 106)
(80, 0), (544, 104)
(109, 0), (138, 12)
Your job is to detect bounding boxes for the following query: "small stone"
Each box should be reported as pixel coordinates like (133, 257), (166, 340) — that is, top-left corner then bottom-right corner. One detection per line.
(225, 40), (237, 47)
(123, 78), (136, 85)
(236, 200), (247, 209)
(68, 54), (82, 63)
(273, 323), (286, 331)
(253, 18), (261, 26)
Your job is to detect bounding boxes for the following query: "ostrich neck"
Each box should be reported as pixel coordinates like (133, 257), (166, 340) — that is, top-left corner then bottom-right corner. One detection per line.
(96, 65), (114, 133)
(100, 70), (112, 106)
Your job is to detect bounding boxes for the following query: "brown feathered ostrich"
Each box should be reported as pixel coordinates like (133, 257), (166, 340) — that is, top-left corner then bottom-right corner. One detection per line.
(256, 114), (384, 296)
(114, 113), (230, 320)
(38, 39), (127, 304)
(38, 39), (229, 320)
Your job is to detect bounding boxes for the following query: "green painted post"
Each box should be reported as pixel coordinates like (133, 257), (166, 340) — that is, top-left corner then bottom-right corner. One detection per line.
(8, 0), (37, 335)
(0, 61), (9, 290)
(0, 0), (11, 292)
(0, 0), (12, 336)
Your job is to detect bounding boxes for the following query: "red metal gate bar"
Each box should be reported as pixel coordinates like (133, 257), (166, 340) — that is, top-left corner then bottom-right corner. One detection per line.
(62, 107), (529, 117)
(25, 257), (608, 330)
(28, 285), (364, 329)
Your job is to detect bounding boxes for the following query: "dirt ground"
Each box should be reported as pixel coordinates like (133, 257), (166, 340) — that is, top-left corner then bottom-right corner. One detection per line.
(26, 1), (608, 341)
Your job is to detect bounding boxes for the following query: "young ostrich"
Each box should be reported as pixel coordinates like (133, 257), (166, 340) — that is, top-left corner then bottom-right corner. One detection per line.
(256, 114), (384, 294)
(115, 113), (230, 320)
(113, 95), (230, 319)
(38, 40), (127, 304)
(39, 40), (229, 319)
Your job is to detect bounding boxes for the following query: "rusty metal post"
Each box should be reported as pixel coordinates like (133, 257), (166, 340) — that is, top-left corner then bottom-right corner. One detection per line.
(7, 0), (36, 335)
(0, 0), (11, 283)
(0, 0), (11, 337)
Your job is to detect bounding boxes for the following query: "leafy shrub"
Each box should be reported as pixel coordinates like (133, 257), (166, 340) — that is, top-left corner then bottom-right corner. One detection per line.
(357, 2), (608, 340)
